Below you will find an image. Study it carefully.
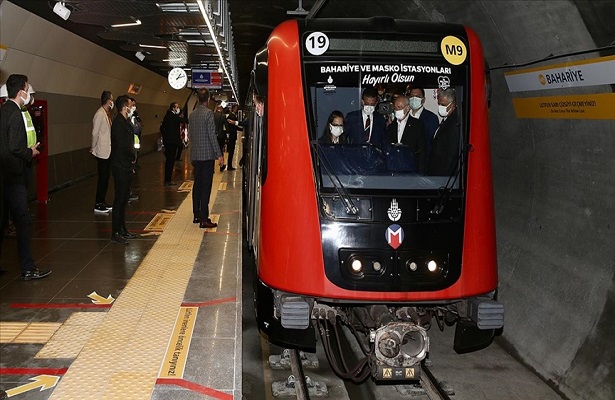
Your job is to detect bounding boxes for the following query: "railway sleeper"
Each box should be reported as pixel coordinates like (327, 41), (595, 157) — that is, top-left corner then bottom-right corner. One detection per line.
(271, 374), (328, 398)
(269, 348), (320, 370)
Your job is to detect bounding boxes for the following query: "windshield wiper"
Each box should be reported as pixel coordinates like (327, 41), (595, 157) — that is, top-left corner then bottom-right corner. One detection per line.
(431, 142), (472, 215)
(311, 141), (359, 215)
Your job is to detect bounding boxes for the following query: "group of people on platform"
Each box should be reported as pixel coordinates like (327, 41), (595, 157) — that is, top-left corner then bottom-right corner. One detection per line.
(319, 86), (460, 176)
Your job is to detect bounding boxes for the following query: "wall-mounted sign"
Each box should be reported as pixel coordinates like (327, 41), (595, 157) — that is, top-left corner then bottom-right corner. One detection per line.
(191, 69), (222, 89)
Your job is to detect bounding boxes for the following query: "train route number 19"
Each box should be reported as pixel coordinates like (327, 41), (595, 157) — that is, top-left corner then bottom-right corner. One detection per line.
(306, 32), (330, 56)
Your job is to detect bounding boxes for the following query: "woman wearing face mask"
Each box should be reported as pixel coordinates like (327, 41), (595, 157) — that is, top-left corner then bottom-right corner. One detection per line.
(319, 110), (346, 144)
(160, 102), (187, 185)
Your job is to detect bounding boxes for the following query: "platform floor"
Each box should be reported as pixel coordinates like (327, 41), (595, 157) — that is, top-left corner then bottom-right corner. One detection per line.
(0, 150), (242, 399)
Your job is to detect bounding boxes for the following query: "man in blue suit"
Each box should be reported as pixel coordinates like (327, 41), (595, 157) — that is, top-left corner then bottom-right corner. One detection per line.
(344, 87), (387, 150)
(408, 87), (439, 158)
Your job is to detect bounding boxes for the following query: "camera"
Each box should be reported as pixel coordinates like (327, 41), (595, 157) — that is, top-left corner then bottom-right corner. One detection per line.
(376, 92), (393, 115)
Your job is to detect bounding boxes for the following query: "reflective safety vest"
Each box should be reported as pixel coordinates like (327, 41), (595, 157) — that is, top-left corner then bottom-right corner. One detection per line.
(21, 109), (37, 148)
(133, 133), (140, 149)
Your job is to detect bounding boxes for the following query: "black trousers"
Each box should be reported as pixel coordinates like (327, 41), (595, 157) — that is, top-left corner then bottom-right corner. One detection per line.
(0, 182), (35, 272)
(227, 137), (236, 168)
(164, 144), (179, 182)
(111, 166), (132, 234)
(95, 156), (111, 205)
(191, 160), (214, 221)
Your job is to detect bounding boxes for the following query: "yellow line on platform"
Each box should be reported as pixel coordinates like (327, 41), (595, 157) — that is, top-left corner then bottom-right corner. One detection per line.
(49, 171), (223, 400)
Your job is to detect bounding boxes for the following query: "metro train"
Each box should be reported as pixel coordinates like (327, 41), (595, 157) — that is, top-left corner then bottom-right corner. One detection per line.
(242, 17), (504, 382)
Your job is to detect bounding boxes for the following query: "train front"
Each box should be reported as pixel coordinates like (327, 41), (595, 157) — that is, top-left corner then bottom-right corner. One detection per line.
(257, 18), (504, 382)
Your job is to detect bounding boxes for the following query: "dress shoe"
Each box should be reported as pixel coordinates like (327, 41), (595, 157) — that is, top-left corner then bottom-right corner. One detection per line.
(193, 217), (200, 224)
(120, 230), (139, 239)
(199, 220), (218, 229)
(219, 164), (226, 172)
(111, 232), (129, 245)
(21, 268), (51, 281)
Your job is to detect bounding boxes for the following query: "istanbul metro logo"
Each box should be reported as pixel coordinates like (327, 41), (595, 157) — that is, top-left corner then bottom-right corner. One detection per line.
(385, 224), (404, 250)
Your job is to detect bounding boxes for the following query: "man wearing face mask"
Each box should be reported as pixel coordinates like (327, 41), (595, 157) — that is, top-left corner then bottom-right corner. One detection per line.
(408, 87), (439, 158)
(161, 102), (187, 185)
(109, 95), (138, 244)
(91, 90), (114, 213)
(428, 88), (460, 176)
(387, 95), (427, 174)
(0, 74), (50, 280)
(344, 87), (387, 149)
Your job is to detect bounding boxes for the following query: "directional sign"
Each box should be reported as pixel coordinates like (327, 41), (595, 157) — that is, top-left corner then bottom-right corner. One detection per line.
(5, 375), (60, 397)
(87, 292), (115, 305)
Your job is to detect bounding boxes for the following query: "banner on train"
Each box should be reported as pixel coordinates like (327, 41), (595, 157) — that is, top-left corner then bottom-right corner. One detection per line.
(512, 93), (615, 119)
(504, 55), (615, 92)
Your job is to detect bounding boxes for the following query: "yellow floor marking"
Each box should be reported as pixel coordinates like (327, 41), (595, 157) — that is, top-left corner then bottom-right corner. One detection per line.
(178, 181), (193, 191)
(0, 322), (28, 343)
(49, 171), (224, 400)
(36, 312), (106, 359)
(218, 182), (228, 191)
(0, 322), (62, 344)
(5, 375), (60, 397)
(159, 307), (198, 379)
(143, 212), (175, 231)
(160, 209), (177, 214)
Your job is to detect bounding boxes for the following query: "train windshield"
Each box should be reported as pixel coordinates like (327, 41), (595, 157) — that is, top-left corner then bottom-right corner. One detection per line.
(306, 58), (467, 192)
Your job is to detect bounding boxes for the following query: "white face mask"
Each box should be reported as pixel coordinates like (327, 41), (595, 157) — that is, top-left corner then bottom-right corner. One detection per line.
(394, 108), (407, 121)
(128, 106), (136, 117)
(173, 108), (180, 115)
(409, 96), (422, 110)
(108, 101), (114, 110)
(330, 125), (344, 137)
(21, 90), (31, 106)
(438, 104), (449, 117)
(363, 105), (375, 115)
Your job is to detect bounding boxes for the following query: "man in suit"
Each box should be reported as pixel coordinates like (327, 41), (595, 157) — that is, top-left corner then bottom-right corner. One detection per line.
(344, 87), (387, 149)
(387, 95), (428, 174)
(428, 88), (460, 176)
(0, 74), (50, 280)
(189, 88), (225, 228)
(91, 90), (114, 213)
(225, 104), (240, 170)
(408, 87), (439, 158)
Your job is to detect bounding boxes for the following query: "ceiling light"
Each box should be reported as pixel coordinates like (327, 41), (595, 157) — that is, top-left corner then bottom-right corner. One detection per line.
(196, 0), (237, 100)
(157, 2), (199, 13)
(135, 51), (145, 61)
(139, 44), (167, 49)
(53, 2), (71, 20)
(163, 58), (183, 62)
(111, 19), (141, 28)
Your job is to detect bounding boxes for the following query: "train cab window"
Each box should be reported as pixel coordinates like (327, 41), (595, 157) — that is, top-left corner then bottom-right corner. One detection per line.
(306, 60), (466, 192)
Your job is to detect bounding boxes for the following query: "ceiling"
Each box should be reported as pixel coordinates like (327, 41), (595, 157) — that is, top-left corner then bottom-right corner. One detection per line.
(8, 0), (326, 102)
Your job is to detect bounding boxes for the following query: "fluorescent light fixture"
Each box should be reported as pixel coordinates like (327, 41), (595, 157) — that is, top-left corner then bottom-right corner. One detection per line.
(139, 44), (167, 49)
(53, 2), (71, 20)
(196, 0), (237, 100)
(135, 51), (145, 61)
(163, 58), (183, 62)
(111, 19), (141, 28)
(157, 2), (199, 13)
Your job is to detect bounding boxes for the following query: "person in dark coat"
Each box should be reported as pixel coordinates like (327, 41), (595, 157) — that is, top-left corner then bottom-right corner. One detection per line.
(225, 104), (240, 170)
(386, 95), (427, 174)
(0, 74), (50, 279)
(428, 88), (460, 176)
(344, 87), (387, 149)
(109, 95), (137, 244)
(318, 110), (347, 144)
(160, 102), (187, 185)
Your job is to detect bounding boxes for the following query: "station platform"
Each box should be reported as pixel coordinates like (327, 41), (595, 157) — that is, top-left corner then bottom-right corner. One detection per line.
(0, 150), (242, 399)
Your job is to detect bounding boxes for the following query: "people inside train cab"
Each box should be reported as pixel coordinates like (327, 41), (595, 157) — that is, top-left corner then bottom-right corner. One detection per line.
(427, 88), (460, 176)
(91, 90), (114, 213)
(318, 110), (346, 144)
(408, 87), (439, 157)
(344, 87), (386, 149)
(387, 95), (427, 174)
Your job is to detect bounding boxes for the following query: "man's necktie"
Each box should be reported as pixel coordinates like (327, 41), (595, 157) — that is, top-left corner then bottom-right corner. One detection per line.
(364, 115), (371, 142)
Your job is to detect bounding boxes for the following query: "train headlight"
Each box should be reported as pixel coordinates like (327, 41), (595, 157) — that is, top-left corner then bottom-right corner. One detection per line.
(372, 261), (382, 272)
(351, 259), (363, 273)
(427, 260), (438, 272)
(407, 261), (418, 271)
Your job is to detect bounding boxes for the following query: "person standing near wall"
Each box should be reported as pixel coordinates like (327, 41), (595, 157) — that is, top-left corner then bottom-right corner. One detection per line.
(160, 102), (187, 186)
(91, 90), (114, 213)
(0, 74), (50, 280)
(109, 95), (138, 244)
(189, 88), (224, 229)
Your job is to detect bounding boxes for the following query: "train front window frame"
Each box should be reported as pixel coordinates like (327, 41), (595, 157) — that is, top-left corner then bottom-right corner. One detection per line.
(305, 57), (468, 193)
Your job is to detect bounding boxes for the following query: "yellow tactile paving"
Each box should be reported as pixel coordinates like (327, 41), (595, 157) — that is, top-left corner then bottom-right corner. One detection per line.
(219, 182), (228, 191)
(49, 171), (224, 400)
(35, 312), (106, 359)
(0, 322), (28, 343)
